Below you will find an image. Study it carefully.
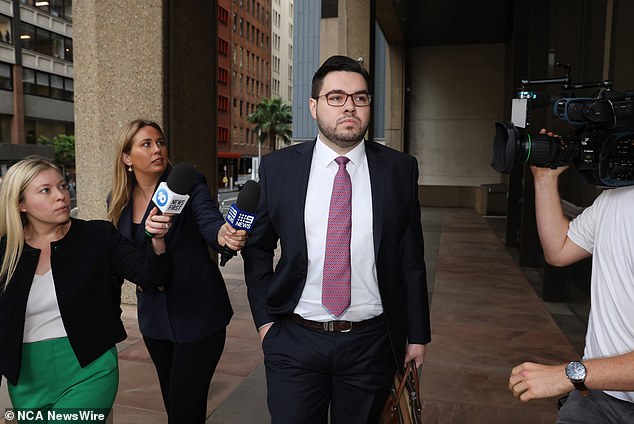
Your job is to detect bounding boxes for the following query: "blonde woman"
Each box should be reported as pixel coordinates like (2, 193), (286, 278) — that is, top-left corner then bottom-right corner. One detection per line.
(0, 156), (172, 419)
(108, 119), (246, 423)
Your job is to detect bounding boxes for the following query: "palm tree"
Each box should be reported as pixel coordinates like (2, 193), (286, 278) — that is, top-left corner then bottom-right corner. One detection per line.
(247, 97), (292, 150)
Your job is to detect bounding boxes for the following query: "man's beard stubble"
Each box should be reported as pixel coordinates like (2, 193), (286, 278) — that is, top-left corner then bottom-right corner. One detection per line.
(316, 116), (368, 150)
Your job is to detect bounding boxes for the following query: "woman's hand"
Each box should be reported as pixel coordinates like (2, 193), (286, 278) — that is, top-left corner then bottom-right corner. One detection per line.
(217, 222), (248, 251)
(145, 207), (172, 239)
(145, 207), (173, 254)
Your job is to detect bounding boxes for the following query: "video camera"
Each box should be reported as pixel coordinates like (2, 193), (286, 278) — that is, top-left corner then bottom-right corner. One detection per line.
(491, 64), (634, 187)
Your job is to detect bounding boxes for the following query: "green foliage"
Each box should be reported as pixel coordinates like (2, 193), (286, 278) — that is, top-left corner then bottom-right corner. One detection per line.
(38, 134), (75, 168)
(247, 97), (293, 147)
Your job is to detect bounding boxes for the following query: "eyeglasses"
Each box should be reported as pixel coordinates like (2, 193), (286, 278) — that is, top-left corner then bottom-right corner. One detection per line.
(316, 91), (372, 107)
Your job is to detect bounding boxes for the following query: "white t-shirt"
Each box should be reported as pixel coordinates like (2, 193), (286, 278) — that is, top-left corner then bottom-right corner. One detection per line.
(23, 269), (67, 343)
(567, 185), (634, 403)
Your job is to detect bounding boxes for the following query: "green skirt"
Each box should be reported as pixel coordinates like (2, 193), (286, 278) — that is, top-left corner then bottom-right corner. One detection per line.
(8, 337), (118, 421)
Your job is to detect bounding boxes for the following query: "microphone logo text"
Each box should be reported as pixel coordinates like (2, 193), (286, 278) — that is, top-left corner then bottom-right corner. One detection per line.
(227, 207), (255, 231)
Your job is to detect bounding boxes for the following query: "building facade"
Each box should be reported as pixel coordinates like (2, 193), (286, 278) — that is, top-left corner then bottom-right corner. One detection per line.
(270, 0), (293, 150)
(0, 0), (73, 173)
(216, 0), (272, 188)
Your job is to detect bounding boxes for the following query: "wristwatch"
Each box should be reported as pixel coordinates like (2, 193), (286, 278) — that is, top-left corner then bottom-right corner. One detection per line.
(565, 361), (589, 397)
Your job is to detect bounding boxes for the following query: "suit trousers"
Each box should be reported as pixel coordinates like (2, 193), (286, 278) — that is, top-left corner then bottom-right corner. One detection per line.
(143, 329), (226, 424)
(557, 390), (634, 423)
(263, 316), (396, 424)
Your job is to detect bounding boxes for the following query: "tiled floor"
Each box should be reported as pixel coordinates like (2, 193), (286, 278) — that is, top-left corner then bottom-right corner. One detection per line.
(0, 207), (587, 423)
(419, 209), (580, 423)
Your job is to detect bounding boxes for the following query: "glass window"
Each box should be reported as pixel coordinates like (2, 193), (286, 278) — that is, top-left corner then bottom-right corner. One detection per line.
(64, 77), (73, 101)
(20, 23), (35, 51)
(0, 15), (11, 44)
(35, 27), (51, 56)
(21, 0), (72, 22)
(36, 71), (50, 96)
(322, 0), (338, 18)
(19, 22), (72, 61)
(34, 0), (50, 15)
(63, 0), (72, 21)
(50, 74), (64, 99)
(64, 38), (73, 61)
(0, 114), (11, 143)
(23, 68), (35, 94)
(51, 33), (64, 58)
(0, 63), (11, 90)
(49, 0), (63, 18)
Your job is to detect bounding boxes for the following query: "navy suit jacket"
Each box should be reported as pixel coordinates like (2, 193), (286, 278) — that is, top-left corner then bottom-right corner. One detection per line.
(242, 139), (431, 366)
(116, 170), (233, 343)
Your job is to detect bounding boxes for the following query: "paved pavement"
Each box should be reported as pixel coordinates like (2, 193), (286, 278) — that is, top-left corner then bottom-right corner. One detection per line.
(1, 208), (582, 423)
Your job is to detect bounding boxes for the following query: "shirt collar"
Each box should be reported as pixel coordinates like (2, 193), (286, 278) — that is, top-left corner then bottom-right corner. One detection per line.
(315, 135), (366, 168)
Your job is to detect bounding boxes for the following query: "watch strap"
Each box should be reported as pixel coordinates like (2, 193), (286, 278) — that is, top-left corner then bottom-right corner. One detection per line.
(572, 381), (589, 397)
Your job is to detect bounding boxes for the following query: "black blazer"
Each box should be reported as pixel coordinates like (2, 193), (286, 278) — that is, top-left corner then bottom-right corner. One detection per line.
(242, 139), (431, 366)
(116, 170), (233, 343)
(0, 219), (171, 385)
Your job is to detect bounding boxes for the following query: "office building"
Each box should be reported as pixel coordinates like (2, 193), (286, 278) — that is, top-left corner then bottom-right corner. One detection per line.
(0, 0), (73, 172)
(217, 0), (272, 188)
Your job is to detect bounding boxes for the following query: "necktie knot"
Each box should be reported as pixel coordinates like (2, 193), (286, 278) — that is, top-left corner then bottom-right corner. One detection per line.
(335, 156), (350, 168)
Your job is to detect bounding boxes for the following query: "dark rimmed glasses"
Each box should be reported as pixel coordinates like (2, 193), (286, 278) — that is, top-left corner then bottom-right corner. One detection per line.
(316, 91), (372, 107)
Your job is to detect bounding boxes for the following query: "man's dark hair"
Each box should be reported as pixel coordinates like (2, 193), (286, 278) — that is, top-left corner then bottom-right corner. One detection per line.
(311, 55), (370, 99)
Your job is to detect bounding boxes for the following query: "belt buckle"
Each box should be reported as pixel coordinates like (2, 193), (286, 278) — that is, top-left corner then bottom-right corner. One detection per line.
(323, 321), (335, 332)
(322, 321), (352, 332)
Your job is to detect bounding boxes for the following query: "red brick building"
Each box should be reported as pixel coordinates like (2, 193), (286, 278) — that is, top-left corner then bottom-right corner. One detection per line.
(217, 0), (271, 188)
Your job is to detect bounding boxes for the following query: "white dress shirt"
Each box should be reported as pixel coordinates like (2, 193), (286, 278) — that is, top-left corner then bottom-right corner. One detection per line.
(295, 136), (383, 321)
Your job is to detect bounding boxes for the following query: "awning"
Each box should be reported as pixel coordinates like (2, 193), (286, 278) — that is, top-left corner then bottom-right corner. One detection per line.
(217, 151), (242, 159)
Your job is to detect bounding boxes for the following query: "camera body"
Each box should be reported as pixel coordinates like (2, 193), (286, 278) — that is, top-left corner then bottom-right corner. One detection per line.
(491, 75), (634, 187)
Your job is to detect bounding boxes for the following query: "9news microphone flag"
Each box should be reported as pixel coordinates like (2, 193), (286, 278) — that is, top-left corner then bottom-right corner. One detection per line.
(219, 180), (260, 266)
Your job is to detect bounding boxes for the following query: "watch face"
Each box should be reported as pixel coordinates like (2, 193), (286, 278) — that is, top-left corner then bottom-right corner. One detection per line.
(566, 361), (586, 381)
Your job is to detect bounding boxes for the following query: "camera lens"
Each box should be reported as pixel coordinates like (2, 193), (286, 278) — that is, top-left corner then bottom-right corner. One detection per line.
(491, 121), (530, 173)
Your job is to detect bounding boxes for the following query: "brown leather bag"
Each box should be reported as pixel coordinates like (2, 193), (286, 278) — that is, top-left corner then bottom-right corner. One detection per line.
(379, 360), (423, 424)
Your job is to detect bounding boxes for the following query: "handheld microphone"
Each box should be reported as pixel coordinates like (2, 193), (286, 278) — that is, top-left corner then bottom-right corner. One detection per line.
(152, 163), (197, 214)
(219, 180), (260, 266)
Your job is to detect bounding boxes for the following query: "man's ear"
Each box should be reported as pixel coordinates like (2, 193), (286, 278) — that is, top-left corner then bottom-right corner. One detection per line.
(309, 97), (318, 120)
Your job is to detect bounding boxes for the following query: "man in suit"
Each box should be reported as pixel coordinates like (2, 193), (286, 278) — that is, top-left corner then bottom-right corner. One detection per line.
(242, 55), (430, 423)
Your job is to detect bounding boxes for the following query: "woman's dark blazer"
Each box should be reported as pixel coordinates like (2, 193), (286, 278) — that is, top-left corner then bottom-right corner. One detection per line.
(116, 170), (233, 343)
(0, 219), (171, 386)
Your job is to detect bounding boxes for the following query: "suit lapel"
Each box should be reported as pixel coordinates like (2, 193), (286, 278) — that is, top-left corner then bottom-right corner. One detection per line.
(290, 140), (316, 262)
(118, 196), (153, 245)
(365, 141), (385, 260)
(118, 204), (134, 240)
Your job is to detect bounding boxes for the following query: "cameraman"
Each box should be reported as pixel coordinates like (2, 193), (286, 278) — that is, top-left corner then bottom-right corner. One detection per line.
(508, 130), (634, 423)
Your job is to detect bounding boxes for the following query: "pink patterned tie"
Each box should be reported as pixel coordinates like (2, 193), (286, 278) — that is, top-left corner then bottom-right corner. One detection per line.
(322, 156), (352, 317)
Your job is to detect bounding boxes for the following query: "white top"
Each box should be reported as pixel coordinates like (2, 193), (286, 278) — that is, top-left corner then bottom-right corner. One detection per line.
(295, 137), (382, 321)
(23, 269), (67, 343)
(567, 185), (634, 403)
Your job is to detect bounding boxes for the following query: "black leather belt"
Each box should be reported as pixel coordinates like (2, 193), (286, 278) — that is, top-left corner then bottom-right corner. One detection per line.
(290, 314), (384, 332)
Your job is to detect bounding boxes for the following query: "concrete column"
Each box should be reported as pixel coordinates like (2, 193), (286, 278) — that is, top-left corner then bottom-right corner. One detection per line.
(320, 0), (371, 65)
(73, 1), (217, 220)
(384, 43), (404, 151)
(10, 65), (24, 144)
(73, 1), (164, 220)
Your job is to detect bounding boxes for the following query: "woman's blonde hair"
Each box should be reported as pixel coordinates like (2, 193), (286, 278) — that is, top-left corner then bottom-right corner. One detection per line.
(0, 156), (62, 290)
(107, 119), (166, 226)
